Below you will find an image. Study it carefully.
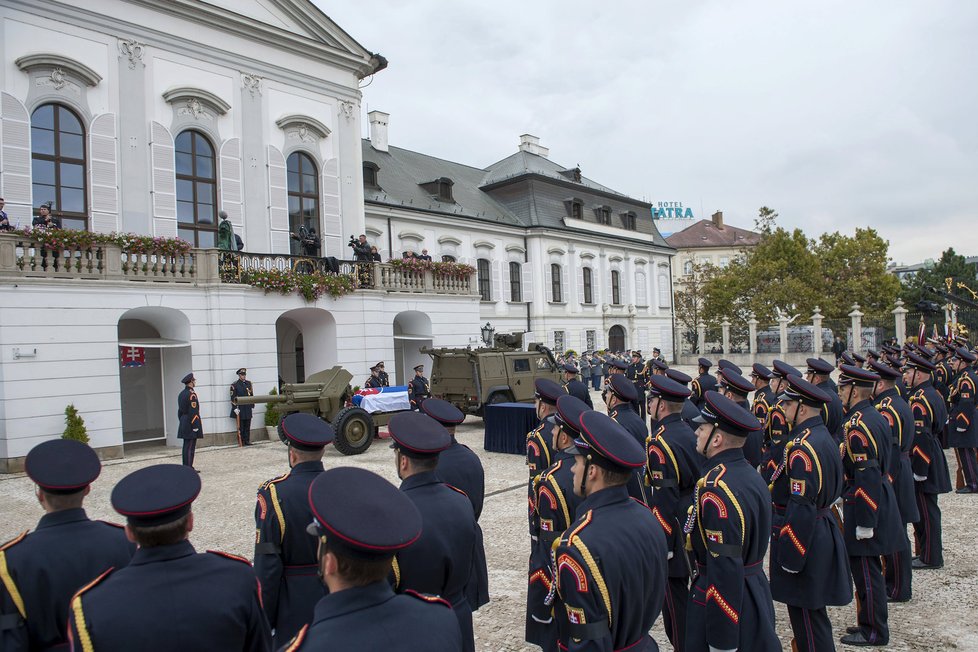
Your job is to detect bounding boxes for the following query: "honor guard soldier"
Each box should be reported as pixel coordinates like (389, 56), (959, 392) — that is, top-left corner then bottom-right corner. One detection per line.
(177, 372), (202, 469)
(0, 440), (134, 651)
(230, 368), (254, 446)
(870, 360), (919, 602)
(600, 357), (629, 405)
(605, 375), (649, 503)
(626, 351), (648, 418)
(687, 392), (781, 652)
(947, 347), (978, 493)
(553, 411), (667, 651)
(529, 379), (564, 517)
(409, 364), (431, 411)
(805, 357), (845, 439)
(690, 358), (716, 408)
(254, 413), (333, 647)
(836, 365), (905, 647)
(715, 359), (741, 384)
(646, 358), (669, 377)
(718, 367), (764, 468)
(525, 395), (587, 652)
(376, 361), (391, 387)
(562, 362), (594, 408)
(68, 464), (272, 651)
(389, 412), (479, 652)
(933, 344), (953, 403)
(750, 363), (777, 428)
(280, 467), (462, 651)
(852, 352), (867, 368)
(665, 368), (704, 427)
(645, 375), (699, 652)
(364, 365), (384, 389)
(761, 360), (802, 485)
(768, 377), (852, 652)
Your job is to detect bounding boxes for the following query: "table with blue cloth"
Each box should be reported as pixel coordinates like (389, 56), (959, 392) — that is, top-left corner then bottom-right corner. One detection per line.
(483, 402), (539, 454)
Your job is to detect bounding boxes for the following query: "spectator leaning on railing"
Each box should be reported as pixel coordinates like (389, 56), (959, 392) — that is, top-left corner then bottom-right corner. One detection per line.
(32, 202), (61, 229)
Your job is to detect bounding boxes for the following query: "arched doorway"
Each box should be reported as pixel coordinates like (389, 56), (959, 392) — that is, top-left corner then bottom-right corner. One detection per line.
(393, 311), (433, 385)
(117, 307), (192, 448)
(608, 325), (626, 352)
(276, 308), (336, 384)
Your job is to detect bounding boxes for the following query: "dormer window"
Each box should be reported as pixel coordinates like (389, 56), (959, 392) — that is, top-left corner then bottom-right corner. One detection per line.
(563, 198), (584, 219)
(419, 177), (454, 203)
(621, 211), (637, 230)
(363, 162), (379, 187)
(595, 206), (612, 225)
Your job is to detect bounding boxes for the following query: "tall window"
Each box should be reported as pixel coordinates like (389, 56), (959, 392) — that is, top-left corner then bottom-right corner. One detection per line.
(598, 207), (611, 225)
(175, 130), (217, 247)
(31, 104), (87, 230)
(621, 212), (637, 230)
(611, 270), (621, 305)
(477, 258), (491, 301)
(287, 152), (319, 254)
(683, 260), (694, 275)
(570, 201), (583, 219)
(551, 264), (563, 302)
(658, 273), (671, 307)
(554, 331), (565, 353)
(583, 267), (593, 304)
(509, 261), (522, 302)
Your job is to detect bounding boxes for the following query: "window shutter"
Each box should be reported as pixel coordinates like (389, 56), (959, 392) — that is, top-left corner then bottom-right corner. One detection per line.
(659, 273), (670, 307)
(502, 260), (511, 301)
(636, 272), (647, 306)
(491, 259), (501, 302)
(220, 137), (242, 230)
(577, 267), (586, 304)
(88, 114), (119, 233)
(522, 261), (534, 302)
(1, 93), (32, 223)
(639, 328), (649, 352)
(561, 266), (569, 303)
(321, 158), (341, 258)
(150, 121), (176, 237)
(267, 146), (289, 253)
(544, 264), (553, 302)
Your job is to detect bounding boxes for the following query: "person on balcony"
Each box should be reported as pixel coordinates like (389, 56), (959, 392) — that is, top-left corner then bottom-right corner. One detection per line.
(0, 196), (11, 231)
(370, 245), (382, 262)
(350, 234), (372, 261)
(217, 211), (237, 251)
(31, 202), (61, 229)
(418, 248), (432, 261)
(292, 225), (320, 257)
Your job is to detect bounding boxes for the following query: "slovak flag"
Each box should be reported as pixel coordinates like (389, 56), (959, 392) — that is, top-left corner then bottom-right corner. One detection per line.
(120, 346), (145, 367)
(918, 321), (926, 346)
(353, 385), (411, 413)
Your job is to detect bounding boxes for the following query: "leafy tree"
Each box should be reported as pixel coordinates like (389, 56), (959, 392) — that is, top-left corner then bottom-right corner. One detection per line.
(900, 248), (977, 309)
(814, 228), (900, 316)
(674, 262), (719, 353)
(62, 404), (89, 443)
(755, 206), (779, 235)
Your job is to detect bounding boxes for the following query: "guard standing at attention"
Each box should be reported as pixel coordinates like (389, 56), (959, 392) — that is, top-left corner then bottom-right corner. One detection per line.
(600, 357), (629, 405)
(528, 379), (564, 526)
(626, 350), (648, 418)
(409, 364), (431, 411)
(717, 367), (764, 468)
(947, 347), (978, 493)
(177, 372), (203, 469)
(230, 368), (254, 446)
(690, 357), (716, 408)
(276, 467), (463, 651)
(750, 363), (777, 428)
(0, 440), (135, 651)
(768, 376), (852, 652)
(665, 368), (704, 427)
(805, 357), (845, 440)
(562, 362), (594, 408)
(553, 411), (667, 651)
(364, 365), (384, 389)
(686, 392), (781, 652)
(254, 413), (334, 647)
(67, 464), (272, 651)
(376, 361), (391, 387)
(606, 374), (649, 502)
(645, 375), (699, 652)
(761, 360), (802, 485)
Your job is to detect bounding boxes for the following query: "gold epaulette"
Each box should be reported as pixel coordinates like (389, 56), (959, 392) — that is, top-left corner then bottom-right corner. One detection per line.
(701, 463), (726, 487)
(207, 550), (252, 566)
(258, 472), (290, 492)
(0, 531), (27, 552)
(445, 483), (469, 498)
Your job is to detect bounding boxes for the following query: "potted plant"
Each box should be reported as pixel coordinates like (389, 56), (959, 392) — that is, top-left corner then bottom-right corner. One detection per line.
(62, 404), (89, 443)
(264, 387), (280, 439)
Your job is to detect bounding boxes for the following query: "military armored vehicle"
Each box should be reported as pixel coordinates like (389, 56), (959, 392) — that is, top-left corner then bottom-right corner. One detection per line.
(421, 333), (560, 416)
(236, 366), (393, 455)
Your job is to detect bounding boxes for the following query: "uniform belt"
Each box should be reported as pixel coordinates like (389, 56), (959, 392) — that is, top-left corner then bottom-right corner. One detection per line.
(696, 560), (764, 576)
(284, 564), (319, 577)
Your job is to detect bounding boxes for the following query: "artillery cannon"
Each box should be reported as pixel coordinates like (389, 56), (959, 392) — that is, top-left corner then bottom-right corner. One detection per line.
(236, 366), (380, 455)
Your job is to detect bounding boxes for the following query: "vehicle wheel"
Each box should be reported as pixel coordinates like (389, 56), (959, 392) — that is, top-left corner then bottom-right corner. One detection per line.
(331, 406), (375, 455)
(478, 391), (511, 417)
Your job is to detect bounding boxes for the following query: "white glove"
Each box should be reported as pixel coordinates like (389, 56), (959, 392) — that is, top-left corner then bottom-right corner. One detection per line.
(710, 647), (737, 652)
(232, 407), (239, 415)
(957, 427), (967, 432)
(667, 551), (674, 560)
(855, 526), (874, 540)
(781, 566), (800, 574)
(530, 615), (553, 624)
(914, 474), (927, 482)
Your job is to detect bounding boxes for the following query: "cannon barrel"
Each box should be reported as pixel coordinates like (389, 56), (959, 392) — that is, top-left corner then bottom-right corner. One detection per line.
(235, 393), (288, 406)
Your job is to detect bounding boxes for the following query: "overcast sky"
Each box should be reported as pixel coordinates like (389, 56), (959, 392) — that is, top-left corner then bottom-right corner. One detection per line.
(320, 1), (978, 265)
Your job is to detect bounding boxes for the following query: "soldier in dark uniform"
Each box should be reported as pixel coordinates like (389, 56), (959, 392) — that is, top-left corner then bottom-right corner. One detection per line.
(717, 367), (763, 468)
(525, 395), (587, 652)
(852, 352), (867, 368)
(177, 372), (202, 468)
(279, 467), (462, 651)
(600, 357), (629, 405)
(869, 360), (918, 603)
(836, 365), (905, 647)
(715, 359), (741, 383)
(665, 368), (703, 427)
(750, 363), (777, 429)
(561, 362), (593, 408)
(68, 464), (272, 651)
(0, 440), (135, 651)
(605, 375), (649, 503)
(947, 347), (978, 493)
(645, 375), (699, 652)
(254, 413), (333, 647)
(645, 358), (669, 378)
(768, 376), (852, 652)
(376, 361), (390, 387)
(933, 344), (953, 403)
(690, 357), (716, 408)
(553, 411), (668, 651)
(761, 360), (802, 486)
(230, 368), (254, 446)
(626, 351), (648, 418)
(687, 392), (780, 652)
(389, 412), (479, 652)
(364, 365), (383, 389)
(409, 364), (431, 411)
(529, 378), (563, 498)
(805, 357), (845, 440)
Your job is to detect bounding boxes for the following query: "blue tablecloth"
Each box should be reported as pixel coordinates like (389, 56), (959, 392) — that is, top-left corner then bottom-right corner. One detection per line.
(484, 402), (538, 454)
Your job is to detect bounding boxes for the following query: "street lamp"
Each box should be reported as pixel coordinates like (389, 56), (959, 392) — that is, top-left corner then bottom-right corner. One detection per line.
(480, 322), (495, 347)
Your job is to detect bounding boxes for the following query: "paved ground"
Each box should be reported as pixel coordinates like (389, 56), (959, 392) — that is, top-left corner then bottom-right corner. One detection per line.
(3, 381), (977, 651)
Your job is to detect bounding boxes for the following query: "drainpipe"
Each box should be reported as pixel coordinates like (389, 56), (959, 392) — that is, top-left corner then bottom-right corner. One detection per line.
(386, 215), (393, 258)
(668, 252), (677, 363)
(524, 235), (531, 339)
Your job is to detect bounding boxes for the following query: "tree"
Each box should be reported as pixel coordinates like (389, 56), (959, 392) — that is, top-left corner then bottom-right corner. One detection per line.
(814, 228), (900, 317)
(755, 206), (779, 235)
(62, 404), (89, 443)
(674, 262), (719, 353)
(901, 248), (977, 309)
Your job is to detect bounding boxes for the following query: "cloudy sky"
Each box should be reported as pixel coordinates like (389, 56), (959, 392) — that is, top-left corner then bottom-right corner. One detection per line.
(320, 1), (977, 265)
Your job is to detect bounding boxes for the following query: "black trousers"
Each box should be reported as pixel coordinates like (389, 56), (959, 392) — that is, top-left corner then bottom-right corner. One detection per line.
(787, 605), (834, 652)
(238, 418), (252, 446)
(912, 489), (943, 566)
(883, 525), (912, 601)
(662, 575), (688, 652)
(181, 438), (197, 467)
(956, 448), (978, 488)
(849, 554), (889, 645)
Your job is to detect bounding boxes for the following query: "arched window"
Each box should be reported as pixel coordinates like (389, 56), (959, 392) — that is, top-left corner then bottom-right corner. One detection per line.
(611, 270), (621, 305)
(659, 273), (671, 307)
(31, 104), (87, 230)
(683, 260), (694, 276)
(477, 258), (491, 301)
(287, 152), (319, 254)
(509, 261), (522, 302)
(583, 267), (593, 304)
(175, 130), (217, 247)
(551, 263), (563, 303)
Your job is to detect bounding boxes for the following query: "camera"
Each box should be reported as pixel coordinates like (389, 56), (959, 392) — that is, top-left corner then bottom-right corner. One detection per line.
(348, 235), (357, 248)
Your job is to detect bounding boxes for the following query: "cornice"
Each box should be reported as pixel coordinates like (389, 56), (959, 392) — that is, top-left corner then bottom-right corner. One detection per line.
(163, 86), (231, 115)
(15, 53), (102, 86)
(275, 114), (331, 139)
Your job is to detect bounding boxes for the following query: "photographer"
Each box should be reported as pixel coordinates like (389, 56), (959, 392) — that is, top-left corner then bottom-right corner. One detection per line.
(292, 225), (321, 257)
(32, 202), (61, 229)
(349, 234), (372, 261)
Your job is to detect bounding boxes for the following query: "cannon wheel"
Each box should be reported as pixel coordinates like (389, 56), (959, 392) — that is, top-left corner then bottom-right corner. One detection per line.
(332, 406), (375, 455)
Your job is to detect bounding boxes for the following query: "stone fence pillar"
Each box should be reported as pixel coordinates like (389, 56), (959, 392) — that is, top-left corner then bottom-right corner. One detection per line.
(812, 306), (823, 355)
(777, 312), (790, 356)
(747, 314), (758, 356)
(848, 303), (864, 353)
(892, 299), (908, 345)
(697, 321), (706, 356)
(721, 319), (731, 355)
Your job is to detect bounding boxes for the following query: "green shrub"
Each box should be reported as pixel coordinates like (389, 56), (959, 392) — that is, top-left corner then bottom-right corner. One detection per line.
(264, 387), (280, 427)
(62, 404), (89, 443)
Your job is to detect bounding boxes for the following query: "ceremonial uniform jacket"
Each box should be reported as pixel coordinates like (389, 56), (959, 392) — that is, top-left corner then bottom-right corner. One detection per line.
(817, 379), (845, 440)
(564, 379), (594, 408)
(687, 448), (780, 652)
(733, 398), (764, 469)
(0, 509), (134, 651)
(874, 388), (920, 524)
(553, 485), (666, 652)
(626, 362), (647, 390)
(408, 375), (430, 409)
(769, 417), (852, 610)
(646, 413), (700, 579)
(690, 373), (716, 408)
(751, 385), (777, 428)
(610, 405), (650, 503)
(948, 368), (978, 448)
(254, 461), (327, 645)
(378, 370), (390, 387)
(396, 471), (478, 652)
(279, 581), (461, 652)
(526, 422), (554, 533)
(761, 398), (790, 484)
(177, 386), (203, 439)
(841, 400), (905, 556)
(909, 380), (952, 495)
(230, 379), (254, 419)
(68, 540), (271, 652)
(364, 375), (383, 389)
(895, 377), (910, 402)
(934, 362), (953, 403)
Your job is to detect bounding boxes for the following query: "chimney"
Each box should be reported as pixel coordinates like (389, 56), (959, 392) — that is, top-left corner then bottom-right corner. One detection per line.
(518, 134), (549, 158)
(368, 110), (389, 152)
(712, 210), (724, 229)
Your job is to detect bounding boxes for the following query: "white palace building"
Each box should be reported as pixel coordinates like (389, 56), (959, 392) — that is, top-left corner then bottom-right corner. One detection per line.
(0, 0), (674, 470)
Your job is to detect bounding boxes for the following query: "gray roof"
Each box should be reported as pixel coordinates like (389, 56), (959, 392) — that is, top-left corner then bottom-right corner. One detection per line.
(481, 150), (620, 196)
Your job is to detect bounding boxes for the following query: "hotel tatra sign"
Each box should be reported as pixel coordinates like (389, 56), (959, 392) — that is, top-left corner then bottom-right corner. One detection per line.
(651, 202), (695, 219)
